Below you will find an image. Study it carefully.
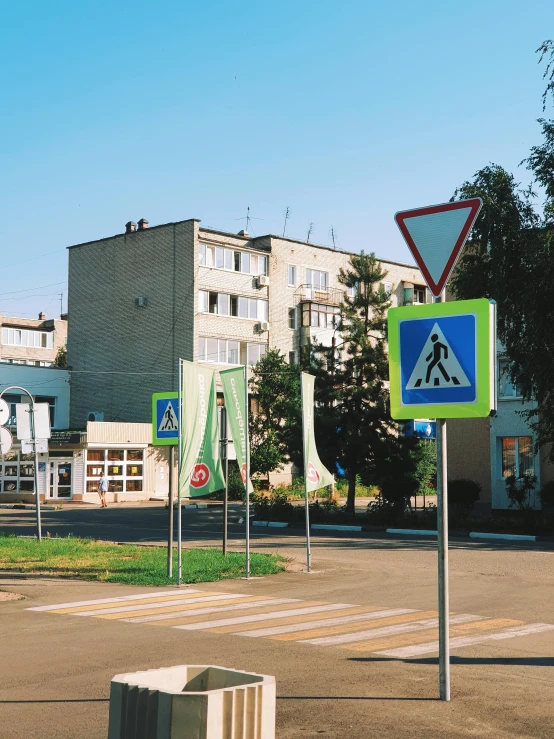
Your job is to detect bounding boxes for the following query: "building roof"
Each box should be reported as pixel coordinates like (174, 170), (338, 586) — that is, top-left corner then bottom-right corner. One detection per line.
(67, 217), (417, 270)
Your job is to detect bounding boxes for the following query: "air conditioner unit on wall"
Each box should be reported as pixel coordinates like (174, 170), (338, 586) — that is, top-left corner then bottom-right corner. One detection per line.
(88, 411), (104, 422)
(256, 275), (270, 288)
(135, 296), (148, 307)
(257, 321), (270, 332)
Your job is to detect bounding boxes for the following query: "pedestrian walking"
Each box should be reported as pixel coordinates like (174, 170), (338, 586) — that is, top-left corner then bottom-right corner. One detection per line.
(98, 471), (108, 508)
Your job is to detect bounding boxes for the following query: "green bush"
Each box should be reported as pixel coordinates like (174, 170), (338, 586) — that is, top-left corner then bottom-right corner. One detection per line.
(539, 480), (554, 509)
(448, 478), (481, 508)
(505, 473), (537, 511)
(250, 489), (295, 522)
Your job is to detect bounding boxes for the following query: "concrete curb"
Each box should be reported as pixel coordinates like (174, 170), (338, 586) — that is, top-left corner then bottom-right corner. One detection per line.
(252, 521), (289, 528)
(311, 524), (363, 532)
(386, 528), (438, 536)
(469, 531), (537, 542)
(0, 504), (57, 511)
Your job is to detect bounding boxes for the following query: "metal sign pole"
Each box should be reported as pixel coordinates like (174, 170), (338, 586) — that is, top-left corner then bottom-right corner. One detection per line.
(300, 384), (311, 573)
(167, 445), (174, 578)
(177, 359), (183, 587)
(30, 400), (42, 542)
(244, 366), (250, 579)
(435, 291), (450, 701)
(221, 407), (228, 556)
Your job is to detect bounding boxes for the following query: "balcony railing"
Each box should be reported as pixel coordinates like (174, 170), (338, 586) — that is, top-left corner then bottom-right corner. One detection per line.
(294, 284), (345, 307)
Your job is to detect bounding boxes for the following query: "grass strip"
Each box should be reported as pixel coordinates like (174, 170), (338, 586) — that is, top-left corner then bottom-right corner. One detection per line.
(0, 534), (285, 586)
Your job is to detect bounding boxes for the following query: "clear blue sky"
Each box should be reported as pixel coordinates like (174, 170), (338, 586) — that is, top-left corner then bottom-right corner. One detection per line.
(1, 0), (552, 318)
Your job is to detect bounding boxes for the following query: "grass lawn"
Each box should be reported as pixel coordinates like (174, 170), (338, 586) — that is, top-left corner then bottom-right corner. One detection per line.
(0, 535), (285, 586)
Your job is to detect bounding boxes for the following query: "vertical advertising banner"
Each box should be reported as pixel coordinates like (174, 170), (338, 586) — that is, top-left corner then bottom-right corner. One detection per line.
(301, 373), (334, 494)
(220, 366), (253, 494)
(179, 362), (225, 498)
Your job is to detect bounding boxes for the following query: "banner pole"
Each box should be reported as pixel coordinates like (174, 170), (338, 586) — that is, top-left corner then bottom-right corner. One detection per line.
(30, 399), (42, 542)
(221, 407), (228, 556)
(177, 359), (183, 587)
(301, 378), (311, 572)
(244, 365), (250, 579)
(167, 444), (174, 578)
(435, 291), (450, 701)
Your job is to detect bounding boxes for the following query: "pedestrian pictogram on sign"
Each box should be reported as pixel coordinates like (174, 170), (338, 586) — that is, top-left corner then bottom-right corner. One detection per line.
(388, 298), (496, 420)
(394, 198), (482, 297)
(406, 323), (470, 390)
(158, 400), (178, 432)
(152, 392), (179, 445)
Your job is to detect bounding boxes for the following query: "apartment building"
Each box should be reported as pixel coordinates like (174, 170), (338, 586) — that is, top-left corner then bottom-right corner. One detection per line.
(67, 217), (428, 430)
(0, 312), (67, 367)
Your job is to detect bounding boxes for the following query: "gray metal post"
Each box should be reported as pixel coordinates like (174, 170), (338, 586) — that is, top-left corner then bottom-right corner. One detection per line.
(300, 389), (311, 573)
(221, 407), (228, 556)
(244, 366), (250, 579)
(435, 291), (450, 701)
(167, 445), (175, 578)
(30, 400), (42, 542)
(177, 359), (182, 587)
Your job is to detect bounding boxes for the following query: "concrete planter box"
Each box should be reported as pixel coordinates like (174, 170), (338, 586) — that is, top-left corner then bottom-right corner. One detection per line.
(108, 664), (275, 739)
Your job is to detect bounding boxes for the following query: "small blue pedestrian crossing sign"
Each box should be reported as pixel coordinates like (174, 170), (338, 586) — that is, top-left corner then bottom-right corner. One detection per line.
(152, 392), (179, 445)
(388, 299), (496, 420)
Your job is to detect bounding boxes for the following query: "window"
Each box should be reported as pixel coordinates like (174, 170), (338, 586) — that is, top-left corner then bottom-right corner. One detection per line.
(288, 308), (297, 330)
(199, 244), (267, 275)
(306, 269), (328, 292)
(199, 290), (268, 322)
(198, 337), (267, 366)
(500, 437), (533, 478)
(85, 449), (144, 494)
(288, 265), (297, 287)
(498, 357), (519, 398)
(346, 283), (358, 298)
(381, 282), (392, 295)
(302, 303), (339, 329)
(413, 286), (427, 304)
(289, 350), (298, 364)
(1, 327), (53, 349)
(0, 450), (35, 494)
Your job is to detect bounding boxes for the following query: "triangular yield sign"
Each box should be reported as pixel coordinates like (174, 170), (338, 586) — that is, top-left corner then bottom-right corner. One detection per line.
(394, 198), (482, 297)
(406, 323), (471, 390)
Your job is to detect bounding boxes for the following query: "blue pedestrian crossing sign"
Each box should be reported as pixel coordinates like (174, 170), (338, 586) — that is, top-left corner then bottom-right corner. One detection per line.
(388, 299), (496, 420)
(152, 392), (179, 445)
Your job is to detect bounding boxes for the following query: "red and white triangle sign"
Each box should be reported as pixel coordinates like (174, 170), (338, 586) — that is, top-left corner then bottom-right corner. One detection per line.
(394, 198), (483, 297)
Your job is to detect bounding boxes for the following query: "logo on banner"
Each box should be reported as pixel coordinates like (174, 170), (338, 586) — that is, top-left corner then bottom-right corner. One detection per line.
(241, 463), (247, 484)
(190, 463), (210, 488)
(307, 462), (320, 484)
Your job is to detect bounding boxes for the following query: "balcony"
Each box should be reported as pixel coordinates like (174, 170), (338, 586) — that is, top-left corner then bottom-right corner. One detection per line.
(294, 284), (345, 307)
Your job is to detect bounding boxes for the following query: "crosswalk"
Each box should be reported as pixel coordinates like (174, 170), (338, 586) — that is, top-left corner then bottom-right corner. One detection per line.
(27, 588), (554, 658)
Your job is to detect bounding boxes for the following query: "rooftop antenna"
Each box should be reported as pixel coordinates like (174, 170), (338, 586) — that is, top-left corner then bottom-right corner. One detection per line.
(331, 226), (337, 250)
(235, 206), (263, 234)
(307, 222), (314, 244)
(282, 207), (290, 237)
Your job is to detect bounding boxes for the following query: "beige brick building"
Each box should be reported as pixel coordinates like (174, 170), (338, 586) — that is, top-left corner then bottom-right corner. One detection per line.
(67, 218), (428, 431)
(0, 312), (67, 367)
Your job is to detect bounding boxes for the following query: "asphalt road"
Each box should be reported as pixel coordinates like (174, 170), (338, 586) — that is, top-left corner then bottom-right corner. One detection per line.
(2, 504), (554, 738)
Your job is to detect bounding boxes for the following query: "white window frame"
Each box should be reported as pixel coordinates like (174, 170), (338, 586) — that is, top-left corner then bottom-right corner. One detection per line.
(198, 243), (267, 276)
(499, 436), (534, 479)
(198, 290), (268, 322)
(288, 307), (297, 330)
(305, 268), (328, 292)
(1, 326), (53, 349)
(85, 449), (144, 495)
(288, 264), (297, 287)
(498, 357), (520, 399)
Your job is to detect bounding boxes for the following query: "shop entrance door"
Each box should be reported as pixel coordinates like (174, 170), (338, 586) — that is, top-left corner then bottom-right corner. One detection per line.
(49, 459), (73, 499)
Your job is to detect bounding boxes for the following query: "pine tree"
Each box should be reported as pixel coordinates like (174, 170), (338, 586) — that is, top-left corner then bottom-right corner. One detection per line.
(311, 252), (401, 515)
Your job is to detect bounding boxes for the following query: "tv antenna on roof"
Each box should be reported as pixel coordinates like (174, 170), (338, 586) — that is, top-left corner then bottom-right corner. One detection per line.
(283, 206), (290, 237)
(235, 206), (263, 233)
(331, 226), (337, 250)
(306, 222), (314, 243)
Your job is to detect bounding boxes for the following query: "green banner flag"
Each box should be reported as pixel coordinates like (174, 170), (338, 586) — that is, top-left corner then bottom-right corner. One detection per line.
(220, 366), (253, 494)
(301, 372), (334, 494)
(179, 361), (225, 498)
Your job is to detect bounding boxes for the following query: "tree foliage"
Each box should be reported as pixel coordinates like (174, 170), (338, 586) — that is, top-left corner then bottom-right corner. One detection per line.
(450, 42), (554, 460)
(310, 252), (414, 514)
(248, 349), (301, 478)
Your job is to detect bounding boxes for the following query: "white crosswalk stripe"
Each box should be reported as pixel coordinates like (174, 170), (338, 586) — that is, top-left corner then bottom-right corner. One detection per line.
(124, 598), (299, 623)
(173, 603), (354, 630)
(237, 608), (415, 638)
(377, 622), (554, 658)
(27, 589), (553, 659)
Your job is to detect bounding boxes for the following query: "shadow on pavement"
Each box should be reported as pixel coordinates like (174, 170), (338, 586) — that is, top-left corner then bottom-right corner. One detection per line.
(277, 695), (437, 701)
(348, 656), (554, 666)
(0, 699), (109, 704)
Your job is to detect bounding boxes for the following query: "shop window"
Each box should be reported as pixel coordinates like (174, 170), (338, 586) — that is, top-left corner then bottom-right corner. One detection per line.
(85, 449), (144, 496)
(107, 450), (124, 462)
(126, 480), (143, 492)
(127, 450), (142, 461)
(108, 464), (123, 476)
(109, 481), (124, 493)
(87, 464), (103, 477)
(0, 450), (34, 494)
(87, 450), (104, 461)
